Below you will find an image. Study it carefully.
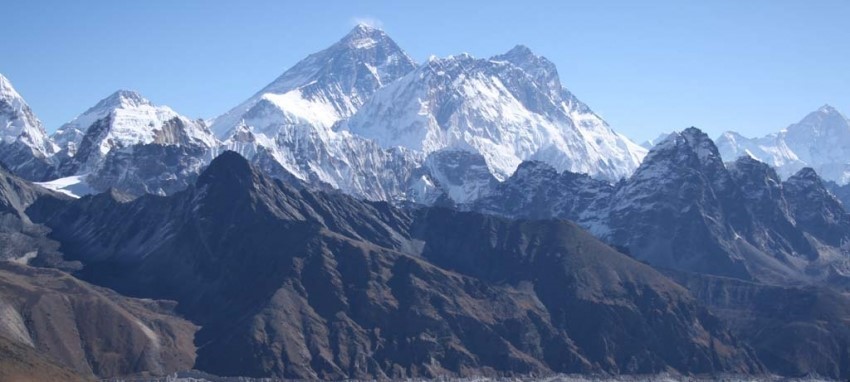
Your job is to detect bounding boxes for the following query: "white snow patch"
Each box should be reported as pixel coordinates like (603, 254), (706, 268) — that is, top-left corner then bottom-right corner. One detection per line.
(10, 251), (37, 265)
(36, 174), (94, 198)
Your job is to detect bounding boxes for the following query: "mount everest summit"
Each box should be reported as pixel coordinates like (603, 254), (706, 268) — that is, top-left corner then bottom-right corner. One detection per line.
(212, 24), (646, 202)
(211, 24), (417, 137)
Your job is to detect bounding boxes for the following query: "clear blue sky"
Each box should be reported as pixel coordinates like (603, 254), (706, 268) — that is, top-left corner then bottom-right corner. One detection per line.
(2, 0), (849, 142)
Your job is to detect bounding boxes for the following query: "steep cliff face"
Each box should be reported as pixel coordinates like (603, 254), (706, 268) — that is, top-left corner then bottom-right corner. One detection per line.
(783, 167), (850, 248)
(0, 161), (71, 267)
(410, 208), (760, 375)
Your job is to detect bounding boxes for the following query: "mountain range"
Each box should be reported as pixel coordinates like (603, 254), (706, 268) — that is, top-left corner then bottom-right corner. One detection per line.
(0, 25), (646, 204)
(1, 23), (850, 381)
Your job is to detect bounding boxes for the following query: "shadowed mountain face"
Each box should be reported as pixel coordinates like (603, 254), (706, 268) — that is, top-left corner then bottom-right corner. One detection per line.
(410, 209), (758, 375)
(826, 180), (850, 211)
(29, 151), (760, 379)
(465, 130), (850, 378)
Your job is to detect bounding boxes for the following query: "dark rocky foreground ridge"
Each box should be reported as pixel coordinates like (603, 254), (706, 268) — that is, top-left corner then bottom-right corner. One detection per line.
(0, 149), (847, 379)
(23, 151), (764, 379)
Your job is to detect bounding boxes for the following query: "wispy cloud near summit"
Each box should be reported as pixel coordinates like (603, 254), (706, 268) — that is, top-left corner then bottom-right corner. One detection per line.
(350, 16), (384, 29)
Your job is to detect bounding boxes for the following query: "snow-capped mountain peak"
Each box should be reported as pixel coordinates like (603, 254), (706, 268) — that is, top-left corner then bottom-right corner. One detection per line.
(0, 73), (53, 154)
(640, 132), (672, 149)
(206, 26), (429, 202)
(90, 89), (152, 110)
(621, 127), (735, 206)
(678, 126), (723, 164)
(0, 73), (58, 181)
(500, 44), (535, 58)
(717, 105), (850, 184)
(211, 25), (416, 138)
(818, 103), (839, 113)
(491, 44), (561, 98)
(54, 89), (217, 175)
(340, 23), (388, 50)
(0, 73), (18, 100)
(787, 166), (822, 183)
(261, 24), (414, 93)
(785, 104), (849, 137)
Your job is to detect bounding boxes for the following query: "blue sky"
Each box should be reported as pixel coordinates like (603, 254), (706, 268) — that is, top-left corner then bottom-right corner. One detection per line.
(2, 0), (848, 142)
